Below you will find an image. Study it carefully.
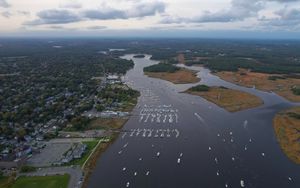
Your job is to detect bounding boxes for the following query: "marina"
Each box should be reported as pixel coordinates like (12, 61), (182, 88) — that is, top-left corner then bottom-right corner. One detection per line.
(87, 54), (300, 188)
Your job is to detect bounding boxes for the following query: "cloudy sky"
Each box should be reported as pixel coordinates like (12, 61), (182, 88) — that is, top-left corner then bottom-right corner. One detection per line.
(1, 0), (300, 38)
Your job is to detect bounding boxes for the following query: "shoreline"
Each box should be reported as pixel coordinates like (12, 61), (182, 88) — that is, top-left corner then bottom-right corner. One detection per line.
(80, 88), (139, 188)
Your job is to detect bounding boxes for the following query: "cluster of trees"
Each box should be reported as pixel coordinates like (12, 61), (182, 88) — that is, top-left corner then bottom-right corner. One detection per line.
(189, 85), (210, 92)
(97, 84), (140, 108)
(287, 112), (300, 119)
(292, 86), (300, 95)
(70, 116), (91, 131)
(143, 63), (180, 73)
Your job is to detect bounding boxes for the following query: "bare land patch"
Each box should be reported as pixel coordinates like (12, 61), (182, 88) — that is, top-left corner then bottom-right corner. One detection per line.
(186, 86), (263, 112)
(145, 69), (200, 84)
(215, 69), (300, 102)
(273, 106), (300, 164)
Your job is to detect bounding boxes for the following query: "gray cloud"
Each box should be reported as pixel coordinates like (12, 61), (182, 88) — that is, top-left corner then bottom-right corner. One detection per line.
(161, 0), (264, 24)
(86, 26), (107, 30)
(266, 0), (300, 2)
(60, 2), (82, 9)
(24, 1), (166, 26)
(1, 11), (11, 18)
(0, 0), (10, 8)
(160, 0), (300, 24)
(260, 8), (300, 29)
(24, 9), (81, 25)
(83, 8), (126, 20)
(84, 1), (165, 20)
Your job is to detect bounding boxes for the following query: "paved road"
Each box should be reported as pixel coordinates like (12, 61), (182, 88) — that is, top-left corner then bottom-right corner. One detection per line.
(19, 165), (83, 188)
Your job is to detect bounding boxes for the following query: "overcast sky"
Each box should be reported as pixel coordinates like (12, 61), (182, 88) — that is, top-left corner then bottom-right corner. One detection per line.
(1, 0), (300, 38)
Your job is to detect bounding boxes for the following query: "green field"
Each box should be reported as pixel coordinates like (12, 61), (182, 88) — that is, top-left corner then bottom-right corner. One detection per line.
(0, 176), (10, 188)
(66, 140), (99, 166)
(11, 174), (70, 188)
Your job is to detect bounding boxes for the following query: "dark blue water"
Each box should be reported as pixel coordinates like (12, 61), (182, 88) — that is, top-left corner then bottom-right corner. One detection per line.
(87, 54), (300, 188)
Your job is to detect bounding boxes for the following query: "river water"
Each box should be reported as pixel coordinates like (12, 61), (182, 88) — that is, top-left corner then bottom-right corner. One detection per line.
(87, 54), (300, 188)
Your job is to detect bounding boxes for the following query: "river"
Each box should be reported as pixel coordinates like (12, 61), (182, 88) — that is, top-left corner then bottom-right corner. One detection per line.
(87, 54), (300, 188)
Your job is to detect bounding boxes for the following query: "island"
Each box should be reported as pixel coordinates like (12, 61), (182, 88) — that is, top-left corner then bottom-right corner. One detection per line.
(185, 85), (263, 112)
(273, 106), (300, 164)
(215, 69), (300, 102)
(143, 63), (200, 84)
(133, 54), (146, 58)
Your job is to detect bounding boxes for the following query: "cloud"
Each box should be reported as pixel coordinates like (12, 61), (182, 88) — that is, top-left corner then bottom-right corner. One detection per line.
(266, 0), (300, 2)
(161, 0), (264, 24)
(1, 11), (11, 18)
(24, 9), (81, 25)
(86, 26), (107, 30)
(24, 1), (166, 26)
(60, 2), (82, 9)
(83, 1), (165, 20)
(17, 11), (30, 16)
(83, 8), (125, 20)
(160, 0), (300, 24)
(0, 0), (10, 8)
(260, 8), (300, 29)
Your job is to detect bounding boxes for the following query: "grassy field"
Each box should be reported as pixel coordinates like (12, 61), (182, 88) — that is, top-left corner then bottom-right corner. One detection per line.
(273, 106), (300, 164)
(145, 68), (200, 84)
(66, 139), (99, 166)
(215, 69), (300, 102)
(88, 118), (128, 130)
(0, 176), (11, 188)
(10, 174), (70, 188)
(186, 86), (263, 112)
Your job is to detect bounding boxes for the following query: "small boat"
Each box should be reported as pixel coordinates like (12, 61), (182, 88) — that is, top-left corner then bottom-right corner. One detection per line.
(134, 172), (137, 176)
(240, 180), (245, 187)
(122, 167), (126, 171)
(177, 158), (181, 164)
(288, 177), (292, 181)
(214, 157), (218, 164)
(261, 153), (265, 157)
(146, 171), (150, 176)
(179, 153), (183, 157)
(216, 171), (219, 176)
(139, 158), (143, 161)
(157, 152), (160, 157)
(126, 182), (130, 187)
(232, 157), (235, 161)
(118, 151), (122, 155)
(208, 147), (212, 151)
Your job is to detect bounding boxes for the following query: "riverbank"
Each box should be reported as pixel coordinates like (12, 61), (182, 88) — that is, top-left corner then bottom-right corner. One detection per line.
(185, 85), (263, 112)
(214, 69), (300, 102)
(273, 106), (300, 164)
(80, 87), (139, 187)
(145, 69), (200, 84)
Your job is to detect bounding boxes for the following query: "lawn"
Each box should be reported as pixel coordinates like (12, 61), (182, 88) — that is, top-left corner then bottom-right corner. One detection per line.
(0, 176), (10, 188)
(11, 174), (70, 188)
(66, 140), (99, 166)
